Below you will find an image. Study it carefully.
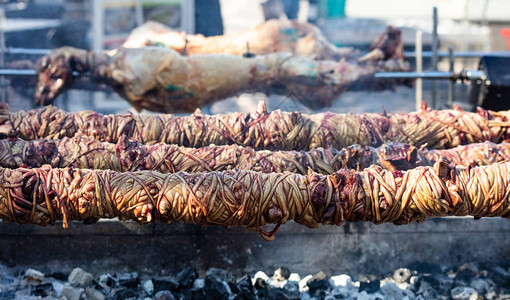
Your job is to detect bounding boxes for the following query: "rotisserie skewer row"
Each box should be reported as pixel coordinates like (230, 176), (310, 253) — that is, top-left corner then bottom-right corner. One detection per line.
(1, 162), (509, 241)
(1, 135), (509, 173)
(1, 101), (510, 150)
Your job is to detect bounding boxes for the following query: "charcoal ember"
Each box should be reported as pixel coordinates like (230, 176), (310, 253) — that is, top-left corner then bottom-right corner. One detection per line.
(85, 287), (106, 300)
(237, 275), (252, 289)
(48, 271), (68, 281)
(176, 266), (198, 289)
(61, 285), (84, 300)
(313, 289), (328, 299)
(409, 275), (420, 292)
(0, 290), (16, 299)
(450, 286), (478, 300)
(282, 281), (300, 299)
(31, 282), (54, 297)
(393, 268), (412, 284)
(68, 268), (93, 288)
(455, 266), (478, 284)
(354, 291), (373, 300)
(422, 274), (453, 294)
(437, 275), (454, 293)
(306, 271), (331, 295)
(273, 267), (291, 282)
(190, 287), (207, 300)
(233, 290), (257, 300)
(0, 273), (16, 299)
(380, 281), (405, 300)
(14, 289), (31, 299)
(470, 278), (490, 295)
(155, 290), (176, 300)
(403, 288), (416, 299)
(420, 287), (442, 300)
(0, 273), (15, 286)
(190, 280), (207, 300)
(114, 287), (138, 300)
(22, 269), (45, 287)
(494, 289), (510, 300)
(95, 273), (118, 292)
(204, 273), (232, 300)
(233, 274), (253, 296)
(206, 268), (236, 286)
(142, 279), (154, 296)
(331, 286), (352, 299)
(254, 277), (267, 290)
(115, 272), (139, 288)
(252, 271), (270, 290)
(408, 262), (442, 274)
(233, 287), (256, 300)
(330, 274), (353, 288)
(487, 266), (510, 287)
(264, 287), (300, 300)
(358, 275), (380, 294)
(171, 290), (191, 300)
(153, 277), (179, 292)
(51, 281), (65, 298)
(193, 278), (205, 289)
(255, 285), (269, 299)
(299, 275), (313, 292)
(484, 288), (497, 300)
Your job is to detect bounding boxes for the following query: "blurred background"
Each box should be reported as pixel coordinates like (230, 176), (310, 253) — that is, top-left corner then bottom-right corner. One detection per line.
(1, 0), (510, 114)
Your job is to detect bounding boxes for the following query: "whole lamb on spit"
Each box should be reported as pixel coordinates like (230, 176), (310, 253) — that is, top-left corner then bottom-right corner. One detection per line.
(34, 22), (409, 113)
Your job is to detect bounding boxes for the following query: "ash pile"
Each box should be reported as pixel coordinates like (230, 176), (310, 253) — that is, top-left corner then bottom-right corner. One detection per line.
(3, 262), (510, 300)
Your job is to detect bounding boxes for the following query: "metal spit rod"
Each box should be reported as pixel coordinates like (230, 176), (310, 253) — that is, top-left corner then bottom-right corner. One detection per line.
(0, 9), (6, 103)
(415, 30), (422, 111)
(431, 6), (439, 108)
(404, 50), (510, 58)
(0, 69), (36, 75)
(0, 69), (82, 76)
(447, 45), (455, 106)
(6, 48), (51, 55)
(374, 70), (486, 81)
(3, 47), (508, 59)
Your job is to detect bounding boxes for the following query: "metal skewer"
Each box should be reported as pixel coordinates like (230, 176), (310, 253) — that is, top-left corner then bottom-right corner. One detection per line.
(0, 69), (84, 76)
(404, 50), (510, 58)
(243, 42), (255, 58)
(374, 70), (486, 81)
(431, 6), (439, 108)
(0, 69), (37, 75)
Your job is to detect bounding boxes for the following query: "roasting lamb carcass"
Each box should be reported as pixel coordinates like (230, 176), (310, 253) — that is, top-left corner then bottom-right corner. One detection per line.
(122, 19), (357, 60)
(35, 27), (409, 113)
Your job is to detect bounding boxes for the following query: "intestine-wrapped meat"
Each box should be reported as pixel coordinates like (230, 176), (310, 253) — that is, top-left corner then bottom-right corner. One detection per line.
(0, 161), (509, 241)
(1, 102), (510, 150)
(1, 135), (510, 173)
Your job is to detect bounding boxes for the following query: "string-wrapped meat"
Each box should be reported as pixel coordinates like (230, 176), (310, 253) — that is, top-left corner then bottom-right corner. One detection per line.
(1, 135), (509, 173)
(1, 102), (509, 150)
(0, 162), (508, 241)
